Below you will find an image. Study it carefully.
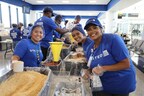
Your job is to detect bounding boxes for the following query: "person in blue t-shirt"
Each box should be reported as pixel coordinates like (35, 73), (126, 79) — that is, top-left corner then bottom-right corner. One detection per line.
(34, 7), (69, 61)
(10, 24), (22, 49)
(71, 26), (92, 54)
(53, 15), (65, 42)
(66, 15), (82, 31)
(83, 18), (136, 96)
(71, 26), (93, 69)
(21, 23), (33, 39)
(27, 23), (33, 31)
(11, 25), (44, 67)
(21, 28), (30, 39)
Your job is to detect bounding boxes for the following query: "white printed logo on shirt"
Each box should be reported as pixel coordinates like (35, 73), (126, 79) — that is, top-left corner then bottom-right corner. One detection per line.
(103, 50), (109, 57)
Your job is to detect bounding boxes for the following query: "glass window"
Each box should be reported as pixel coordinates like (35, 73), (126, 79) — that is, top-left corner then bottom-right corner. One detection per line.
(26, 14), (30, 27)
(1, 2), (10, 28)
(10, 5), (17, 24)
(0, 3), (2, 23)
(8, 6), (12, 27)
(18, 7), (23, 23)
(36, 13), (38, 20)
(16, 8), (19, 23)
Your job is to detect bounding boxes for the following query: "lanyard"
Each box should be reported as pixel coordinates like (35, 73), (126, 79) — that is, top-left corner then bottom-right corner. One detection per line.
(87, 48), (94, 67)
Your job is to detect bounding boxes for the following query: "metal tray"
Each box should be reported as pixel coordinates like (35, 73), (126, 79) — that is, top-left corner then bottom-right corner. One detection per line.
(54, 82), (86, 96)
(61, 44), (72, 59)
(64, 52), (86, 64)
(48, 74), (92, 96)
(0, 67), (52, 96)
(64, 52), (87, 73)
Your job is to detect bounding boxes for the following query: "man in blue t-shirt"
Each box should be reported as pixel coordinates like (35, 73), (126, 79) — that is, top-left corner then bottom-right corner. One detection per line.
(53, 15), (63, 41)
(83, 18), (136, 96)
(35, 7), (69, 60)
(21, 23), (33, 39)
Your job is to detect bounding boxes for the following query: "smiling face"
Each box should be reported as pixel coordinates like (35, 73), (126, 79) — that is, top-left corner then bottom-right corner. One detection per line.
(86, 24), (102, 41)
(31, 26), (43, 43)
(72, 30), (85, 43)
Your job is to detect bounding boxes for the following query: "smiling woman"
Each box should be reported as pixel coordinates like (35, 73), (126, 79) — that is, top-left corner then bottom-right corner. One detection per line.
(11, 25), (44, 67)
(84, 18), (136, 96)
(29, 25), (44, 43)
(71, 26), (92, 54)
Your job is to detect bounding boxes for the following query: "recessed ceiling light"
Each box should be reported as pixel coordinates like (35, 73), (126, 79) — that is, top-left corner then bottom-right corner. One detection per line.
(88, 13), (93, 16)
(37, 1), (44, 3)
(62, 0), (69, 3)
(89, 0), (96, 3)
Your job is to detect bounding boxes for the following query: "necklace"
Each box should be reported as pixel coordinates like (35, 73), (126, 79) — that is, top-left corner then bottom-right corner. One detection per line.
(36, 49), (40, 64)
(30, 39), (41, 65)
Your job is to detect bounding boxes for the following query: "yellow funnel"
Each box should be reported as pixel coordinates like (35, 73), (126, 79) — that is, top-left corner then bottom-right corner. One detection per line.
(69, 33), (75, 43)
(49, 42), (63, 62)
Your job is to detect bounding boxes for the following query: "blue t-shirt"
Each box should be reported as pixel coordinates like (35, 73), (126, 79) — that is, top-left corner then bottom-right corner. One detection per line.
(86, 34), (136, 94)
(53, 24), (62, 39)
(82, 37), (93, 54)
(53, 31), (61, 39)
(10, 28), (22, 41)
(35, 16), (58, 48)
(22, 28), (30, 39)
(14, 39), (43, 67)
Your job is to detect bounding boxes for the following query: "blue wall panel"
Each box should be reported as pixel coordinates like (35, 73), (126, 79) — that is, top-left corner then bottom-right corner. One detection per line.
(32, 4), (107, 11)
(0, 0), (32, 8)
(0, 0), (120, 18)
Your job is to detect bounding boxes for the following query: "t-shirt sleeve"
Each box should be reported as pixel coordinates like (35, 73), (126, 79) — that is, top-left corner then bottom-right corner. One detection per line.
(111, 34), (129, 62)
(45, 18), (58, 30)
(14, 40), (27, 58)
(66, 21), (75, 31)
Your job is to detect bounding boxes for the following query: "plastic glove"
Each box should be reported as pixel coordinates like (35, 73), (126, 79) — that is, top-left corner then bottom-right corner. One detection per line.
(92, 64), (106, 76)
(81, 69), (91, 80)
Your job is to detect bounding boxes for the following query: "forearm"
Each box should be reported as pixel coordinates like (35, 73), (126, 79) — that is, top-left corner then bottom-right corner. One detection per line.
(56, 28), (69, 34)
(102, 58), (130, 71)
(11, 55), (20, 61)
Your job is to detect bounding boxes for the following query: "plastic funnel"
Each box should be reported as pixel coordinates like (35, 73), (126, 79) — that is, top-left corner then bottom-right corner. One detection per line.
(69, 33), (75, 43)
(49, 42), (63, 62)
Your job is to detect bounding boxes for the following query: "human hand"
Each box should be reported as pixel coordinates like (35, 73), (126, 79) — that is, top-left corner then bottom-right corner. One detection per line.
(11, 60), (18, 69)
(61, 37), (65, 42)
(92, 65), (105, 76)
(81, 69), (91, 80)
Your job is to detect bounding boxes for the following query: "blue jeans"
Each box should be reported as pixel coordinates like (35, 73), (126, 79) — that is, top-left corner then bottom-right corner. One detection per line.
(92, 91), (129, 96)
(13, 41), (19, 49)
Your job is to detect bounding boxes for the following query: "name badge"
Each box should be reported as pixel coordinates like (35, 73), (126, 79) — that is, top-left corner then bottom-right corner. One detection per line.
(87, 55), (93, 67)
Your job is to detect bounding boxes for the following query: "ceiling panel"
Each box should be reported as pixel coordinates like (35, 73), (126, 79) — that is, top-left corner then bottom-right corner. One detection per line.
(54, 10), (102, 16)
(24, 0), (138, 19)
(25, 0), (110, 5)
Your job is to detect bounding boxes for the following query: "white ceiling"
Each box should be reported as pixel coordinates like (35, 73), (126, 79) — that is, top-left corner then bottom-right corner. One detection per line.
(24, 0), (110, 17)
(24, 0), (142, 18)
(109, 0), (142, 12)
(120, 0), (144, 13)
(25, 0), (110, 5)
(51, 10), (103, 16)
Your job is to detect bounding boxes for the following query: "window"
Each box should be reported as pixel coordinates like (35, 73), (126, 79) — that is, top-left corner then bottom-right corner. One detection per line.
(16, 8), (19, 23)
(18, 7), (23, 23)
(0, 3), (2, 23)
(10, 5), (17, 24)
(26, 14), (30, 27)
(1, 2), (10, 28)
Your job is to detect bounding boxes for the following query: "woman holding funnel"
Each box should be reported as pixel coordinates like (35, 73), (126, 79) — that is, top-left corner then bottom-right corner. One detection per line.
(71, 26), (93, 72)
(11, 25), (44, 67)
(84, 18), (136, 96)
(71, 26), (92, 54)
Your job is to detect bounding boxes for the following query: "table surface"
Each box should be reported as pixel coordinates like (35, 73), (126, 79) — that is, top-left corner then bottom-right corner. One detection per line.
(0, 39), (13, 43)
